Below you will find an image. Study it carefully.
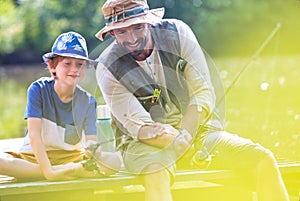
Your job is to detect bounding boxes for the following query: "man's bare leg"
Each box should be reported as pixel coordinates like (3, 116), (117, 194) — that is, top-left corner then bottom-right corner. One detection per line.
(143, 164), (173, 201)
(256, 154), (290, 201)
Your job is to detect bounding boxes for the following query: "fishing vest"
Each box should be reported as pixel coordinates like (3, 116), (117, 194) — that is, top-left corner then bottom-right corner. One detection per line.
(99, 20), (193, 147)
(101, 20), (189, 116)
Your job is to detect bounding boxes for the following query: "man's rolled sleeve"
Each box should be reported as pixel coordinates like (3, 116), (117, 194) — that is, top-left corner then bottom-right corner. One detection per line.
(96, 63), (154, 140)
(176, 20), (216, 115)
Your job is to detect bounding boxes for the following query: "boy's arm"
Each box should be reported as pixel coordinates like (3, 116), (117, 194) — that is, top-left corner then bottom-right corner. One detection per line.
(28, 118), (76, 180)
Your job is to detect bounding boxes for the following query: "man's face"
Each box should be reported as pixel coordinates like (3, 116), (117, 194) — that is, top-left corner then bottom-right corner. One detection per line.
(111, 23), (152, 60)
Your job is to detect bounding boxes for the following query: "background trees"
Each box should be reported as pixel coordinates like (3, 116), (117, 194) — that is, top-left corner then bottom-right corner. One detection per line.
(0, 0), (299, 64)
(0, 0), (300, 159)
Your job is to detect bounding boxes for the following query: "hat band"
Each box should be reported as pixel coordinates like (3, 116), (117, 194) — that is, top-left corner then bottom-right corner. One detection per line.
(104, 6), (147, 25)
(54, 48), (88, 58)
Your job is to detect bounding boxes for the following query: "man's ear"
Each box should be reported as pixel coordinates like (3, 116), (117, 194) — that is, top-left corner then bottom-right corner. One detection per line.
(109, 30), (115, 37)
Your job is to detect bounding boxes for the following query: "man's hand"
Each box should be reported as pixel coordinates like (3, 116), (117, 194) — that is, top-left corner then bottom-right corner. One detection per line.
(138, 123), (178, 147)
(172, 129), (193, 156)
(138, 123), (192, 154)
(83, 141), (121, 177)
(85, 140), (102, 159)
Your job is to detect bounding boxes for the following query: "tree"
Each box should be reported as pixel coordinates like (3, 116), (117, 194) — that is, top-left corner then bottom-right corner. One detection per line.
(0, 0), (25, 53)
(18, 0), (105, 53)
(149, 0), (300, 57)
(0, 0), (299, 63)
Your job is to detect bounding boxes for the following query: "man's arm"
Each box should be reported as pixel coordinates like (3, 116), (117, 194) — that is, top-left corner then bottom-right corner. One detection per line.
(180, 105), (208, 136)
(137, 123), (192, 156)
(137, 123), (179, 148)
(176, 19), (216, 135)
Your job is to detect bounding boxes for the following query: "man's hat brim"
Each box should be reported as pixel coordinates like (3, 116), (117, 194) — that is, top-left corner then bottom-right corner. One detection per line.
(95, 7), (164, 41)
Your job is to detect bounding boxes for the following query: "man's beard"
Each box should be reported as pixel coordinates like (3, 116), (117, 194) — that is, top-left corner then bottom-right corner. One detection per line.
(122, 38), (148, 60)
(129, 49), (145, 58)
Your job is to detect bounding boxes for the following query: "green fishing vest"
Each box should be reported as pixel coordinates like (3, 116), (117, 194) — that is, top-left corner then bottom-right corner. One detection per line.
(98, 20), (201, 148)
(101, 20), (189, 116)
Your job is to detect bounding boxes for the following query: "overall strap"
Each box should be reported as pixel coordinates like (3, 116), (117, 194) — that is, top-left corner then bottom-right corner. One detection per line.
(151, 20), (190, 114)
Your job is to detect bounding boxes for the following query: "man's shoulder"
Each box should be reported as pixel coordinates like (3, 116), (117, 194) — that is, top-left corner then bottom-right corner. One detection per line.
(162, 18), (186, 24)
(152, 19), (190, 39)
(156, 18), (187, 28)
(151, 19), (187, 49)
(97, 40), (124, 65)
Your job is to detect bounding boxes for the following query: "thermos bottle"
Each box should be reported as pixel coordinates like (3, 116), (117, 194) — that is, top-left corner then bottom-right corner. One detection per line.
(96, 105), (115, 152)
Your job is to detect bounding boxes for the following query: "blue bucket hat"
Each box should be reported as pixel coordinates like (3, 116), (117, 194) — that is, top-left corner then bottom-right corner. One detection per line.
(42, 32), (95, 66)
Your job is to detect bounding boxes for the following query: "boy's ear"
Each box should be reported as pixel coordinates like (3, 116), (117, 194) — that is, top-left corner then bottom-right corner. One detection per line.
(47, 60), (57, 78)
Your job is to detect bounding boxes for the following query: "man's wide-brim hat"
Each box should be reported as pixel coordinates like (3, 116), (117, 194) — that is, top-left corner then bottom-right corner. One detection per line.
(95, 0), (165, 41)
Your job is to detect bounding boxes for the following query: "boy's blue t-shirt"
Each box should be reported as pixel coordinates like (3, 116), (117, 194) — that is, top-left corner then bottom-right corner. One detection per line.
(20, 77), (97, 152)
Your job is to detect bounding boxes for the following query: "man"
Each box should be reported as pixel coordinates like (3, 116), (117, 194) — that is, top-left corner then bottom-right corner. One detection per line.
(95, 0), (290, 200)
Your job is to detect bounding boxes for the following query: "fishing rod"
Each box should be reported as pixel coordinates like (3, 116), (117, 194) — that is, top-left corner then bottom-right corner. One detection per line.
(195, 22), (282, 133)
(221, 22), (282, 102)
(192, 23), (282, 167)
(90, 22), (282, 148)
(82, 23), (282, 172)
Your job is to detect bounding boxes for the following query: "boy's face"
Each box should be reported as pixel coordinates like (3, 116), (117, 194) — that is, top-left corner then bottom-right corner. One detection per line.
(50, 56), (87, 85)
(110, 23), (153, 60)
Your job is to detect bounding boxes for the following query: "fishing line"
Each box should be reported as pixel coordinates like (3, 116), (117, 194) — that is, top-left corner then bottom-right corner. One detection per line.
(94, 23), (282, 147)
(220, 23), (282, 106)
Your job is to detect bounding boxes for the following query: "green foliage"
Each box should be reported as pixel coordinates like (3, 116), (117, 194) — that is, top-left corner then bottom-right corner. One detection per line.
(0, 0), (299, 57)
(0, 0), (25, 53)
(17, 0), (105, 53)
(0, 0), (105, 56)
(150, 0), (300, 57)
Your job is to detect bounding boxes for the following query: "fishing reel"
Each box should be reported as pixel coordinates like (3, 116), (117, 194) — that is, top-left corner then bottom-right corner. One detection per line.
(81, 143), (106, 175)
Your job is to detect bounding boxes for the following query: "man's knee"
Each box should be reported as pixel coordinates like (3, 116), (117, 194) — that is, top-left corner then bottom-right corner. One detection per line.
(143, 164), (171, 187)
(98, 152), (122, 175)
(256, 149), (279, 174)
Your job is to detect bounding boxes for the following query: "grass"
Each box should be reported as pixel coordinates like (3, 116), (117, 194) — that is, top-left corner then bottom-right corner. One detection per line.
(0, 54), (299, 161)
(0, 65), (48, 138)
(215, 55), (300, 161)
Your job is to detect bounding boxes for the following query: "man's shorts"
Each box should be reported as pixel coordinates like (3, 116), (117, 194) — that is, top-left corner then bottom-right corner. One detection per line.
(122, 140), (177, 180)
